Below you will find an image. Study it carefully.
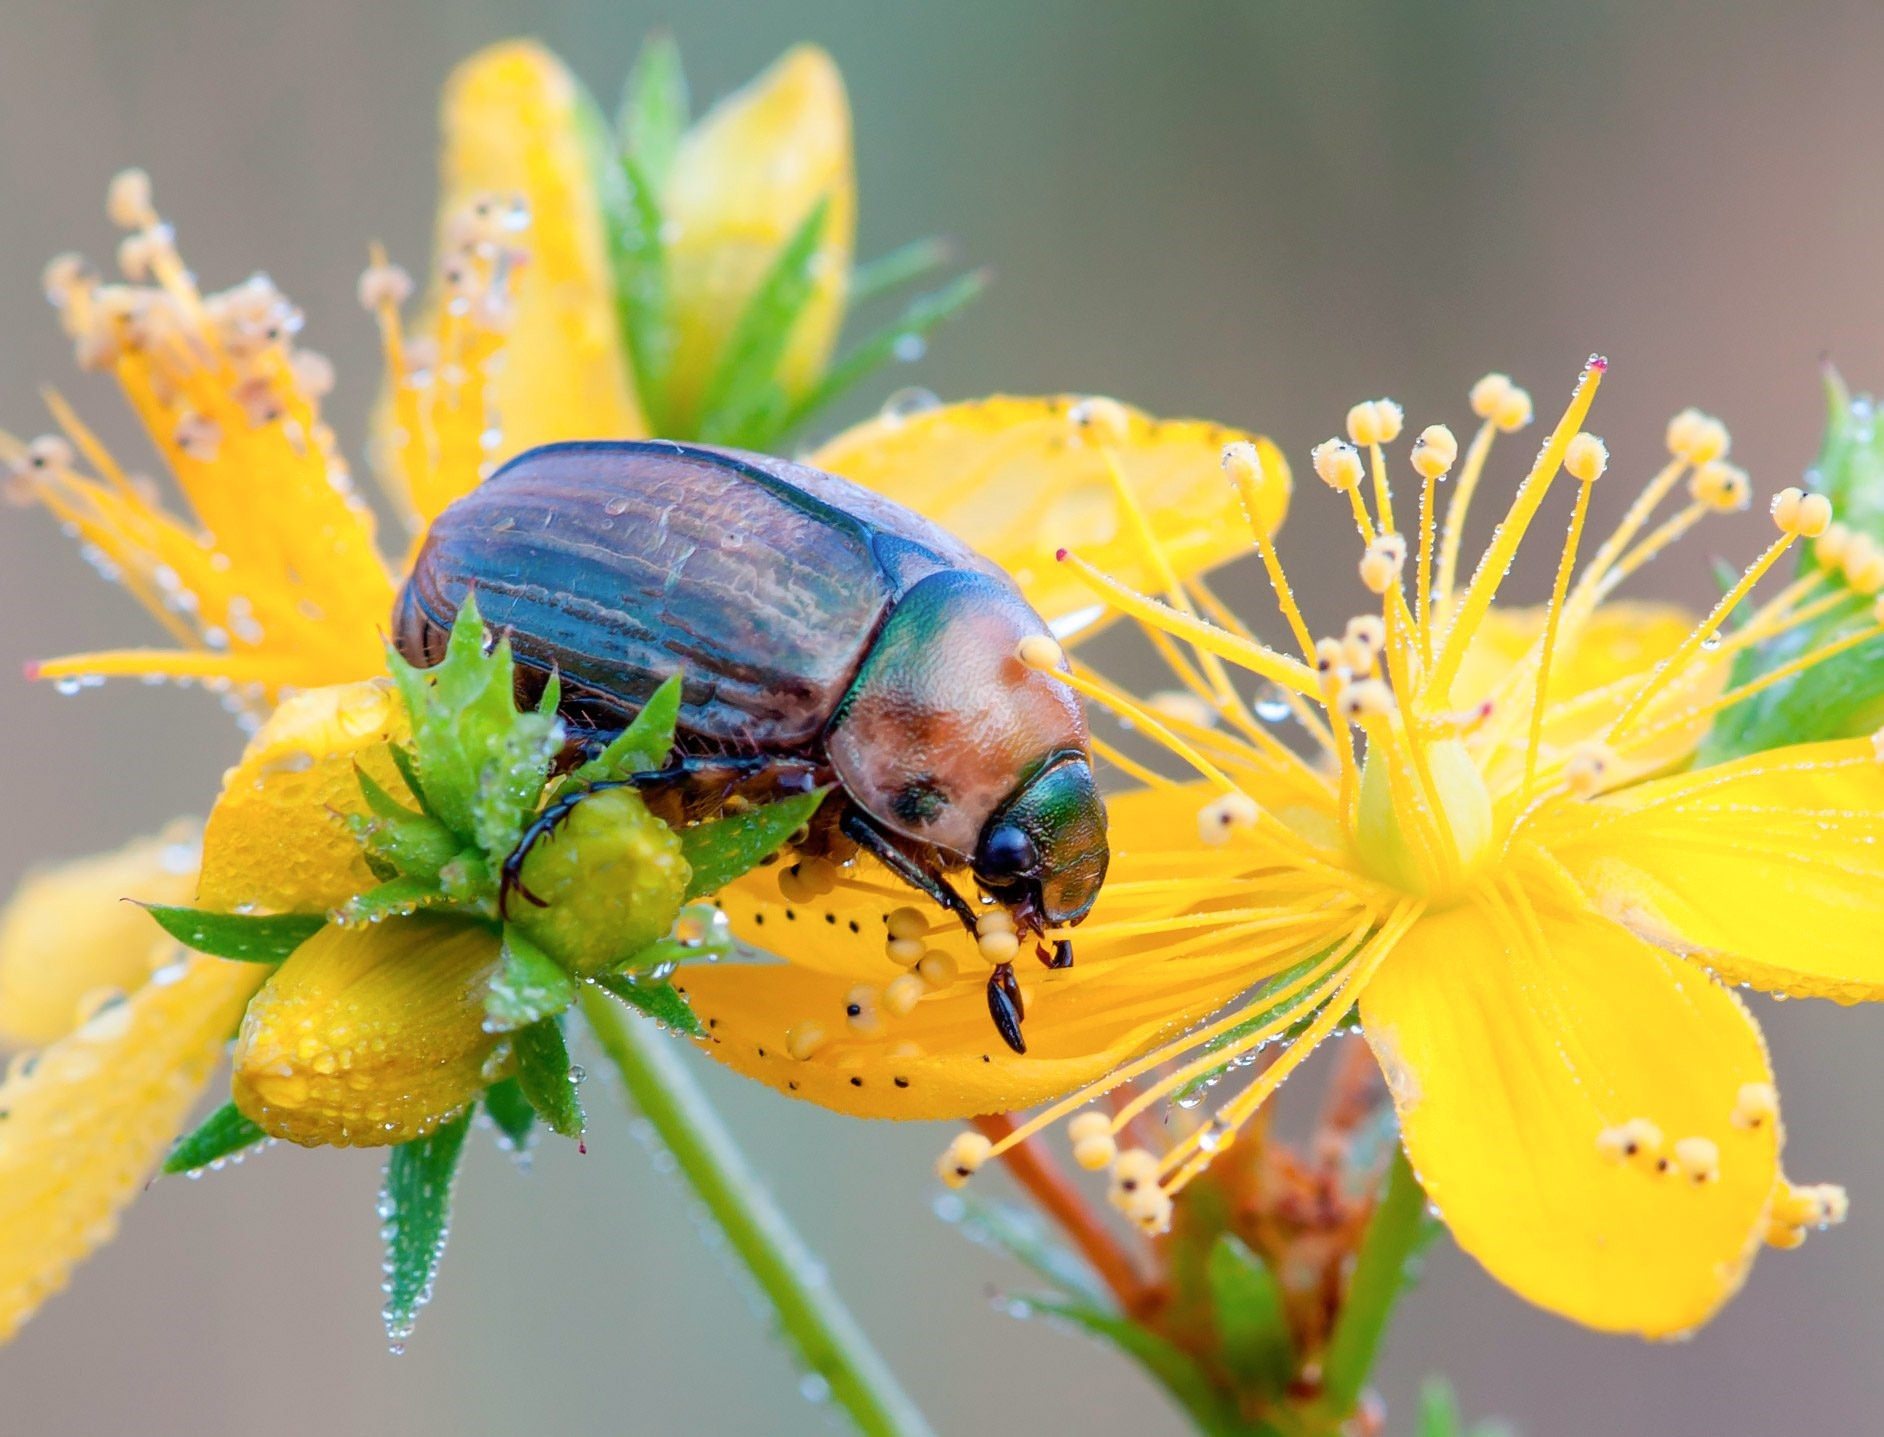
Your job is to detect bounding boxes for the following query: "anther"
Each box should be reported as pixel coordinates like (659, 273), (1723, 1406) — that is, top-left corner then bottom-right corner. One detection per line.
(976, 930), (1021, 965)
(1845, 537), (1884, 595)
(41, 253), (90, 306)
(106, 168), (156, 229)
(1314, 636), (1348, 676)
(1564, 432), (1609, 484)
(1196, 791), (1261, 845)
(357, 261), (414, 312)
(1344, 614), (1386, 651)
(1410, 423), (1459, 478)
(1817, 522), (1854, 568)
(1109, 1147), (1160, 1197)
(1347, 399), (1403, 447)
(883, 972), (925, 1017)
(1068, 1113), (1118, 1171)
(1123, 1185), (1174, 1235)
(291, 350), (336, 400)
(173, 414), (222, 462)
(1469, 373), (1533, 432)
(1689, 461), (1751, 513)
(1564, 742), (1613, 798)
(886, 906), (929, 941)
(1672, 1135), (1721, 1184)
(786, 1021), (828, 1061)
(885, 935), (926, 967)
(844, 985), (882, 1036)
(1602, 1116), (1663, 1163)
(1359, 535), (1406, 594)
(1731, 1081), (1779, 1131)
(116, 233), (155, 283)
(1016, 634), (1066, 670)
(1221, 440), (1262, 486)
(1312, 439), (1365, 492)
(976, 908), (1016, 937)
(937, 1131), (994, 1188)
(1771, 487), (1834, 538)
(916, 952), (958, 989)
(26, 436), (74, 472)
(1339, 678), (1395, 721)
(1069, 396), (1132, 442)
(1666, 408), (1730, 465)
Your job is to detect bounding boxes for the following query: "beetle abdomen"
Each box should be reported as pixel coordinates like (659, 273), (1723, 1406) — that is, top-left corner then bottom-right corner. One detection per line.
(398, 441), (980, 749)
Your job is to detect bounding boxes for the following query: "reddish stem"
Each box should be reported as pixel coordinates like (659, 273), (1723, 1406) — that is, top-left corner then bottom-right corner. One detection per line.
(973, 1113), (1158, 1318)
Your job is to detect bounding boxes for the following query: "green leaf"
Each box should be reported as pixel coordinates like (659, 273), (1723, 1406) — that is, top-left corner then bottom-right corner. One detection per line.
(849, 237), (952, 307)
(1321, 1146), (1440, 1417)
(679, 789), (830, 901)
(592, 970), (704, 1037)
(617, 30), (689, 192)
(1418, 1379), (1465, 1437)
(164, 1102), (267, 1174)
(485, 927), (578, 1033)
(356, 762), (420, 820)
(482, 1076), (537, 1154)
(1206, 1233), (1295, 1398)
(566, 673), (683, 789)
(381, 1110), (473, 1343)
(388, 742), (428, 812)
(140, 904), (324, 963)
(1022, 1294), (1249, 1437)
(336, 874), (447, 926)
(695, 197), (831, 444)
(947, 1193), (1108, 1307)
(763, 268), (988, 446)
(514, 1016), (585, 1138)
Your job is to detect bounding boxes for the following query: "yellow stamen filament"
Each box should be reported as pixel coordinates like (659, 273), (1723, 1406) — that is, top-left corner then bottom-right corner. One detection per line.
(1434, 419), (1497, 611)
(1522, 465), (1598, 797)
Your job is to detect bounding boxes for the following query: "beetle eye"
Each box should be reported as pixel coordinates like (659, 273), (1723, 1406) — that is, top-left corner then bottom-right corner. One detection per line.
(978, 823), (1038, 878)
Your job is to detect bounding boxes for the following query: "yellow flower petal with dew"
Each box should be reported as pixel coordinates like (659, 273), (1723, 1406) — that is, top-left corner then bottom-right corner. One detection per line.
(197, 681), (409, 914)
(662, 44), (854, 432)
(813, 397), (1290, 635)
(0, 823), (199, 1046)
(1361, 892), (1778, 1338)
(232, 914), (503, 1148)
(1453, 600), (1699, 714)
(393, 40), (645, 497)
(1544, 739), (1884, 1001)
(0, 954), (263, 1340)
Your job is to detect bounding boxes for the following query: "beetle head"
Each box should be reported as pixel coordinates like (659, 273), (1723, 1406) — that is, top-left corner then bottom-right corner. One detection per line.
(974, 752), (1109, 927)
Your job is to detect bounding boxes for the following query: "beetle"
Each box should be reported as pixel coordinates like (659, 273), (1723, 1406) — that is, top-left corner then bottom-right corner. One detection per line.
(393, 439), (1110, 1053)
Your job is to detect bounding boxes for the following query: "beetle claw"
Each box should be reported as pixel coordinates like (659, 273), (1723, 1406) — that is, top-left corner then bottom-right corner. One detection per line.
(1045, 938), (1074, 970)
(987, 963), (1027, 1054)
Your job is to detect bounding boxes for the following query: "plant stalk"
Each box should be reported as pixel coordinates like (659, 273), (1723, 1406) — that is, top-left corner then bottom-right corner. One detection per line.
(581, 989), (934, 1437)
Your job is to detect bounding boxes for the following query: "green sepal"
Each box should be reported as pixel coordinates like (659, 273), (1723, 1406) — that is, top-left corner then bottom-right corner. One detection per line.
(1206, 1233), (1295, 1398)
(380, 1109), (473, 1343)
(336, 874), (447, 926)
(351, 807), (462, 883)
(1019, 1294), (1249, 1436)
(763, 268), (988, 445)
(482, 1076), (537, 1154)
(1320, 1147), (1440, 1418)
(139, 904), (324, 963)
(591, 970), (704, 1037)
(679, 788), (829, 900)
(388, 742), (428, 812)
(164, 1101), (267, 1174)
(945, 1192), (1109, 1308)
(355, 763), (421, 821)
(848, 237), (952, 307)
(695, 197), (831, 444)
(513, 1015), (585, 1138)
(617, 29), (688, 192)
(564, 673), (683, 790)
(484, 927), (579, 1033)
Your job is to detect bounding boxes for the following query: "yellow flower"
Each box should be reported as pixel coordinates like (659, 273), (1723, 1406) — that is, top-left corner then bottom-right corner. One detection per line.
(673, 365), (1880, 1339)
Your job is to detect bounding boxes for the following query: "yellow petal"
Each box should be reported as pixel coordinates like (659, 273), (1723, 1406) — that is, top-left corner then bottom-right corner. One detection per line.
(812, 397), (1289, 633)
(1361, 891), (1778, 1337)
(0, 954), (263, 1341)
(197, 681), (409, 914)
(1455, 601), (1700, 713)
(0, 823), (199, 1046)
(662, 44), (854, 431)
(407, 40), (645, 467)
(232, 914), (502, 1147)
(1542, 739), (1884, 1001)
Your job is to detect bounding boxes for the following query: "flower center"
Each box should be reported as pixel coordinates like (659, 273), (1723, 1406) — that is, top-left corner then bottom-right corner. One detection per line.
(1354, 737), (1494, 900)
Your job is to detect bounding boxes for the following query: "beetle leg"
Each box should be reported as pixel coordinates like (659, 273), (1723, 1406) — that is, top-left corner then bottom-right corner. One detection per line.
(837, 808), (980, 935)
(1044, 938), (1075, 970)
(498, 780), (633, 918)
(986, 963), (1027, 1055)
(626, 754), (823, 820)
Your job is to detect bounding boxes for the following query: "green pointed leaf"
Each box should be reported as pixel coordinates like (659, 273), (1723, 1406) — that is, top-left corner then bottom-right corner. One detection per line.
(381, 1110), (473, 1343)
(948, 1193), (1108, 1307)
(482, 1076), (537, 1154)
(1022, 1294), (1247, 1436)
(763, 268), (988, 446)
(514, 1016), (584, 1138)
(1418, 1379), (1466, 1437)
(388, 741), (427, 811)
(1322, 1147), (1440, 1417)
(567, 673), (683, 789)
(695, 197), (831, 444)
(679, 789), (829, 901)
(618, 30), (689, 191)
(591, 970), (704, 1037)
(140, 904), (324, 963)
(164, 1102), (267, 1174)
(849, 237), (952, 307)
(1206, 1233), (1295, 1397)
(356, 762), (420, 820)
(336, 874), (447, 925)
(485, 927), (578, 1033)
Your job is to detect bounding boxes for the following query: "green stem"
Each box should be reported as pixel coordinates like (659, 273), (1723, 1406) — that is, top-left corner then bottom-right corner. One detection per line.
(1319, 1145), (1436, 1417)
(580, 990), (935, 1437)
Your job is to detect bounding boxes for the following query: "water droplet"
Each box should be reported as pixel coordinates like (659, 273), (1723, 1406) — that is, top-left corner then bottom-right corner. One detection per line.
(878, 387), (941, 424)
(1253, 685), (1292, 723)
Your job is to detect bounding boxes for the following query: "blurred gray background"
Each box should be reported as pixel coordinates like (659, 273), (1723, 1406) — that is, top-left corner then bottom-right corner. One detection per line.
(4, 2), (1884, 1433)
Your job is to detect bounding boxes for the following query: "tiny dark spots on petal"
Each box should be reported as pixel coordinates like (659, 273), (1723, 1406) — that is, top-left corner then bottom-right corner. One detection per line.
(788, 1081), (799, 1091)
(981, 1054), (991, 1063)
(825, 912), (837, 925)
(848, 920), (861, 934)
(893, 1077), (909, 1089)
(785, 910), (797, 921)
(754, 913), (765, 925)
(707, 1017), (718, 1029)
(849, 1076), (864, 1087)
(757, 1046), (767, 1058)
(845, 1003), (862, 1018)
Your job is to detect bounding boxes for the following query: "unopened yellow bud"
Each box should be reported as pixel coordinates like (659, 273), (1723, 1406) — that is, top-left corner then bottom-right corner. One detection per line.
(1564, 432), (1609, 483)
(1312, 439), (1365, 491)
(1410, 423), (1458, 478)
